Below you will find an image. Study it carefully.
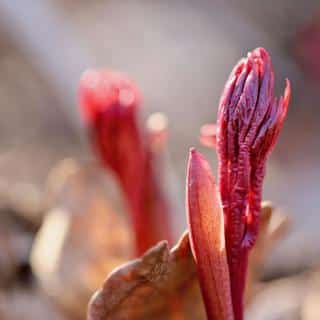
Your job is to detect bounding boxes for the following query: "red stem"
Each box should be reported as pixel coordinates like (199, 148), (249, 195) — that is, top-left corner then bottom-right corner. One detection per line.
(224, 145), (250, 320)
(92, 115), (172, 256)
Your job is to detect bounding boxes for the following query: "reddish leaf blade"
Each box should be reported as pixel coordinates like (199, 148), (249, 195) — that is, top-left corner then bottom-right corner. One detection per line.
(186, 148), (234, 320)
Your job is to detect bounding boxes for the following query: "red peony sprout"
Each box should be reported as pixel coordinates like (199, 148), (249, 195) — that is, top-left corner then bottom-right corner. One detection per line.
(217, 47), (290, 319)
(189, 47), (291, 320)
(79, 69), (172, 255)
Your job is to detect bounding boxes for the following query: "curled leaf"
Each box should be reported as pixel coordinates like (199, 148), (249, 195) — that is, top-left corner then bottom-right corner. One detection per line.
(31, 160), (133, 319)
(88, 232), (205, 320)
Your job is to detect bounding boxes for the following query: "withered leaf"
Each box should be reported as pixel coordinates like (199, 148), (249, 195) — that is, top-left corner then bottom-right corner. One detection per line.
(88, 202), (289, 320)
(31, 159), (134, 319)
(88, 231), (205, 320)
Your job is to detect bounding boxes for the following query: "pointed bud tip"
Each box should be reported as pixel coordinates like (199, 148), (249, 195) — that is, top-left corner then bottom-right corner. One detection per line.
(189, 147), (207, 160)
(189, 147), (197, 155)
(188, 148), (208, 170)
(252, 46), (268, 55)
(249, 47), (271, 61)
(187, 149), (215, 186)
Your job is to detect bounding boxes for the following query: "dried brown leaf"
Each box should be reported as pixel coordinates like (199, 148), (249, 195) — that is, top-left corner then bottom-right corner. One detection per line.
(31, 159), (133, 319)
(88, 231), (205, 320)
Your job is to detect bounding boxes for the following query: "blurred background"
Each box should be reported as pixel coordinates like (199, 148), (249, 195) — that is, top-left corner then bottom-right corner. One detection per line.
(0, 1), (319, 319)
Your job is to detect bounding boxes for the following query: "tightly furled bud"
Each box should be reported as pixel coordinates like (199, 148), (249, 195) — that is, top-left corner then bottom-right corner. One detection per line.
(79, 69), (172, 255)
(216, 47), (290, 320)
